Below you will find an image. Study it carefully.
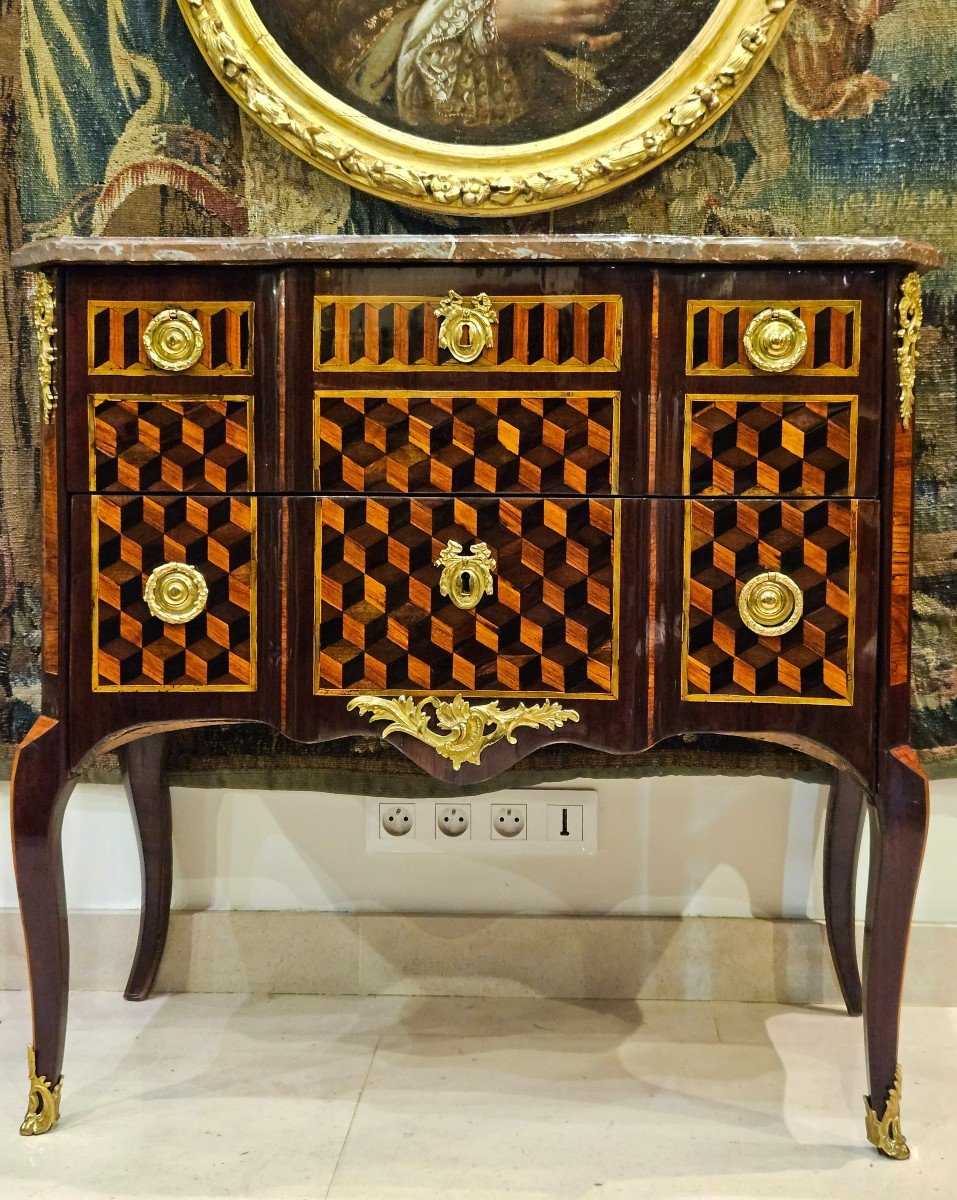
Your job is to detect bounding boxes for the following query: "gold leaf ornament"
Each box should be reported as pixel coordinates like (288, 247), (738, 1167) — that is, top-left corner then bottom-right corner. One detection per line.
(30, 273), (57, 424)
(20, 1046), (62, 1136)
(864, 1065), (910, 1160)
(347, 694), (580, 770)
(897, 272), (923, 429)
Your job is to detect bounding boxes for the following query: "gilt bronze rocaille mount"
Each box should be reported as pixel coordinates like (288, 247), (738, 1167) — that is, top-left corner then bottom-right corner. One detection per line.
(897, 273), (923, 429)
(20, 1047), (62, 1137)
(864, 1066), (910, 1160)
(9, 233), (940, 1155)
(29, 273), (57, 424)
(347, 694), (580, 771)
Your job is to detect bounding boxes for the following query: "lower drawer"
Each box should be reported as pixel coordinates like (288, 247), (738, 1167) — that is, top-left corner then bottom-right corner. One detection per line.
(311, 496), (619, 699)
(683, 497), (860, 705)
(651, 495), (879, 779)
(89, 493), (258, 691)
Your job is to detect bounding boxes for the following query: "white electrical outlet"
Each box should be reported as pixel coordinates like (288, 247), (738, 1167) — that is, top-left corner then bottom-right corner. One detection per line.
(437, 804), (471, 838)
(367, 789), (597, 853)
(379, 803), (414, 838)
(490, 803), (526, 839)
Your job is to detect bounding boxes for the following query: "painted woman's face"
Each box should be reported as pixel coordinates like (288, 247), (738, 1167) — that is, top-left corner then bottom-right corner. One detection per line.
(257, 0), (722, 145)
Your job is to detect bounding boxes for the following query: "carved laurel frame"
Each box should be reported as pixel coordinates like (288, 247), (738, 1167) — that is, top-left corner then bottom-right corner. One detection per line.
(178, 0), (796, 216)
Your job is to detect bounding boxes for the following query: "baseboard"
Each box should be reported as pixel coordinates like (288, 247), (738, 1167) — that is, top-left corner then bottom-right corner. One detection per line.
(0, 910), (953, 1004)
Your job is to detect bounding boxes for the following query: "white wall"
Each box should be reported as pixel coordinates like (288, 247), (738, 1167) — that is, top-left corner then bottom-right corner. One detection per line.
(2, 775), (956, 921)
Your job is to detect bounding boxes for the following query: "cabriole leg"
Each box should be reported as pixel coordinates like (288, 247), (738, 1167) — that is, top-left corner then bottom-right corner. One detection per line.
(11, 717), (77, 1135)
(862, 746), (929, 1160)
(121, 733), (173, 1002)
(823, 769), (865, 1015)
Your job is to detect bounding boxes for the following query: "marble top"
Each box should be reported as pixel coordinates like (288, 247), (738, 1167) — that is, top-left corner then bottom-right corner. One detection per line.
(11, 233), (943, 271)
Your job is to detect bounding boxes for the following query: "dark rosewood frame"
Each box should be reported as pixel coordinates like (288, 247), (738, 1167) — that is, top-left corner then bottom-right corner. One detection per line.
(9, 240), (935, 1154)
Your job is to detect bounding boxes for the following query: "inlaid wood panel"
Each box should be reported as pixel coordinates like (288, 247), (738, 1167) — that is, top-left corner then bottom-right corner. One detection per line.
(313, 296), (622, 371)
(315, 497), (618, 698)
(687, 301), (861, 376)
(88, 301), (254, 375)
(314, 391), (618, 494)
(91, 396), (253, 492)
(94, 495), (256, 691)
(683, 498), (856, 704)
(685, 395), (857, 496)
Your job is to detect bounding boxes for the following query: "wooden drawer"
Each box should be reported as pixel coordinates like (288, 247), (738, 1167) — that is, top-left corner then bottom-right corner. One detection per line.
(681, 497), (859, 705)
(89, 494), (257, 691)
(686, 298), (861, 378)
(314, 390), (619, 494)
(313, 293), (622, 372)
(89, 395), (254, 493)
(683, 394), (858, 497)
(312, 496), (618, 698)
(88, 299), (254, 377)
(654, 269), (885, 497)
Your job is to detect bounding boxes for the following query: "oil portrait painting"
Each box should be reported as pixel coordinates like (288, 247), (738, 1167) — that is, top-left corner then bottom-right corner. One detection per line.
(259, 0), (722, 144)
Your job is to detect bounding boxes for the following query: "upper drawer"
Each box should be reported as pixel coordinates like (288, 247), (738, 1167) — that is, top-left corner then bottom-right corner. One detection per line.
(90, 395), (254, 493)
(314, 390), (619, 495)
(655, 269), (885, 497)
(88, 300), (254, 377)
(686, 300), (860, 378)
(313, 293), (622, 372)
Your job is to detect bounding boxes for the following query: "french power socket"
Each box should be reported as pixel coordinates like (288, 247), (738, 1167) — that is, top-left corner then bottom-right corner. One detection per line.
(368, 789), (597, 854)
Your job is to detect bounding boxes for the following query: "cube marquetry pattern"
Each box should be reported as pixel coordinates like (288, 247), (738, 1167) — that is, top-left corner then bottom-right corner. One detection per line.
(688, 301), (860, 375)
(92, 397), (252, 492)
(687, 397), (855, 496)
(316, 498), (616, 697)
(89, 301), (253, 375)
(95, 495), (256, 690)
(315, 392), (617, 494)
(684, 499), (855, 703)
(314, 296), (621, 370)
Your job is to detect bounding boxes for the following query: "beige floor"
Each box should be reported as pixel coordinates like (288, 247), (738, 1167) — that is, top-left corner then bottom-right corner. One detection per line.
(0, 992), (952, 1199)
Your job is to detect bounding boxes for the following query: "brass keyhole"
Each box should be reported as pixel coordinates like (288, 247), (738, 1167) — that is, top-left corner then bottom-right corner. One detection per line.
(458, 567), (479, 604)
(435, 540), (497, 610)
(435, 292), (497, 364)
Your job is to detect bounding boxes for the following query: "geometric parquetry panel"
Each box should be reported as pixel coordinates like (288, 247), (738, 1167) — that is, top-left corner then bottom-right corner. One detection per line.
(314, 296), (622, 371)
(685, 396), (857, 496)
(88, 301), (254, 375)
(94, 495), (256, 690)
(315, 392), (618, 494)
(683, 498), (856, 704)
(686, 301), (861, 376)
(91, 396), (253, 492)
(315, 498), (617, 698)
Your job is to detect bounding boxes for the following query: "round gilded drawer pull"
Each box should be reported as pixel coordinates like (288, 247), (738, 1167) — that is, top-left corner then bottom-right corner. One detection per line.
(738, 571), (804, 637)
(142, 308), (205, 372)
(435, 540), (496, 610)
(144, 562), (208, 625)
(435, 291), (498, 364)
(743, 308), (808, 373)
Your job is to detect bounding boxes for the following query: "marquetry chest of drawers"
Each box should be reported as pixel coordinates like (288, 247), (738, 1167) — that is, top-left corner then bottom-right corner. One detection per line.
(9, 234), (940, 1158)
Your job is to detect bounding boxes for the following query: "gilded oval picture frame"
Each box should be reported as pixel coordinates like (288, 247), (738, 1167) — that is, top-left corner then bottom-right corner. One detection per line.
(178, 0), (797, 215)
